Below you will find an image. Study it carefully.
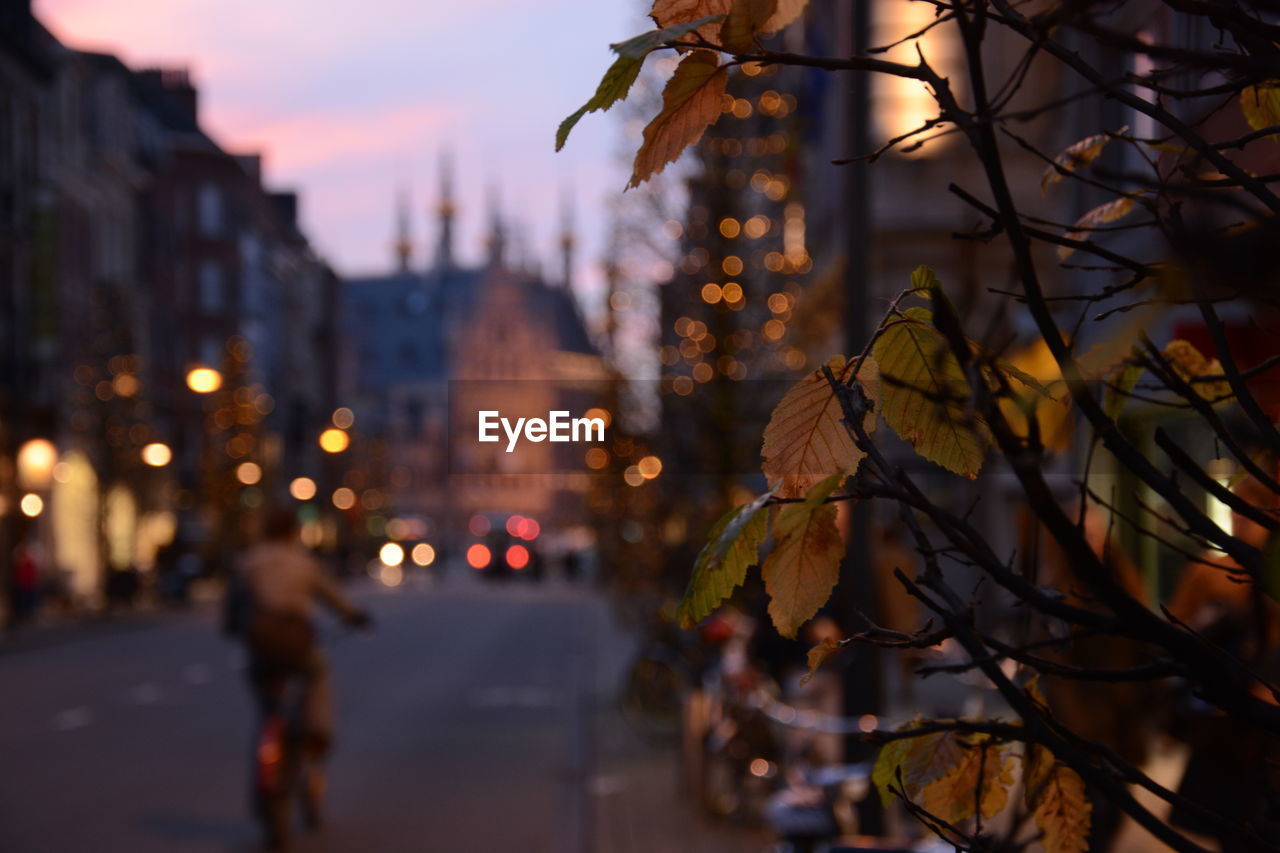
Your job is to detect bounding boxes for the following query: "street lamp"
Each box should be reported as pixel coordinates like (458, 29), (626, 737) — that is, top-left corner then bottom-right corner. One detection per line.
(140, 442), (172, 467)
(16, 438), (57, 490)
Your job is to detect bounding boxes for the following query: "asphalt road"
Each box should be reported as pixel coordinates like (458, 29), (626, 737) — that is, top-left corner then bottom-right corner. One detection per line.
(0, 575), (624, 853)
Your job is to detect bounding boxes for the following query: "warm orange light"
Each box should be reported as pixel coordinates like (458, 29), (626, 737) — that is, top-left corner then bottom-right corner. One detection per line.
(768, 292), (790, 313)
(506, 544), (530, 570)
(289, 477), (317, 501)
(332, 487), (356, 510)
(585, 447), (609, 469)
(722, 282), (743, 303)
(236, 462), (262, 485)
(379, 542), (404, 566)
(331, 407), (355, 429)
(411, 543), (436, 566)
(17, 439), (57, 489)
(319, 428), (349, 453)
(466, 543), (491, 570)
(721, 256), (744, 276)
(623, 465), (645, 487)
(185, 367), (222, 394)
(701, 283), (723, 304)
(582, 407), (612, 428)
(718, 217), (740, 238)
(140, 442), (172, 467)
(19, 493), (43, 517)
(638, 455), (663, 480)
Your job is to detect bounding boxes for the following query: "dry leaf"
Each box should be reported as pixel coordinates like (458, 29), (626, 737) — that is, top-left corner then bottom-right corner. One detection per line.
(1163, 339), (1230, 401)
(1058, 195), (1137, 260)
(650, 0), (734, 40)
(1025, 746), (1092, 853)
(1041, 127), (1125, 195)
(629, 50), (727, 188)
(677, 488), (774, 629)
(801, 637), (841, 685)
(762, 472), (846, 637)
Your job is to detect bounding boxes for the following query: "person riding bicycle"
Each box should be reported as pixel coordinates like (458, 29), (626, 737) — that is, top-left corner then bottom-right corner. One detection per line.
(228, 507), (370, 834)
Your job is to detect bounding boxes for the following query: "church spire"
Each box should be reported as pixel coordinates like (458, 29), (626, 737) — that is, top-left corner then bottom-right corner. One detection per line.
(485, 182), (506, 269)
(558, 186), (575, 290)
(392, 184), (413, 272)
(434, 150), (456, 271)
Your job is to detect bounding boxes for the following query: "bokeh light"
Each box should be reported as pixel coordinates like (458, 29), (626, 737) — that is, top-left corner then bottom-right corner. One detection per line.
(140, 443), (172, 467)
(185, 367), (222, 394)
(411, 543), (436, 566)
(505, 515), (525, 537)
(17, 438), (57, 489)
(332, 487), (356, 510)
(466, 543), (491, 570)
(332, 407), (355, 429)
(319, 428), (350, 453)
(506, 544), (530, 570)
(20, 493), (43, 517)
(517, 517), (541, 541)
(469, 514), (491, 537)
(235, 462), (262, 485)
(289, 477), (317, 501)
(637, 455), (663, 480)
(379, 542), (404, 566)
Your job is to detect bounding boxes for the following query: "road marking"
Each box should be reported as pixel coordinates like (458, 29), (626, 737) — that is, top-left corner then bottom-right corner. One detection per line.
(52, 707), (93, 731)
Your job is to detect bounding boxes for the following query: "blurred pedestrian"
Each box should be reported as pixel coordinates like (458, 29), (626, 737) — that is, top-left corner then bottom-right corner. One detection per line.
(228, 507), (371, 824)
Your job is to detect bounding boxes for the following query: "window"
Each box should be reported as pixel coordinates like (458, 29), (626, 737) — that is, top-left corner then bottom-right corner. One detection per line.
(198, 260), (224, 313)
(197, 183), (222, 237)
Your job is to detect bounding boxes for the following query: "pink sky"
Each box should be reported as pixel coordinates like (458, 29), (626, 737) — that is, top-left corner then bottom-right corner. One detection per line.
(35, 0), (646, 302)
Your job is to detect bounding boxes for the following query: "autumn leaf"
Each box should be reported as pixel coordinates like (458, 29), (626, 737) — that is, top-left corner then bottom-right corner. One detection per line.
(1025, 745), (1092, 853)
(873, 307), (989, 478)
(761, 354), (878, 498)
(1163, 339), (1231, 401)
(763, 471), (846, 637)
(762, 0), (808, 32)
(611, 14), (729, 59)
(1241, 83), (1280, 141)
(557, 56), (645, 151)
(801, 636), (841, 685)
(718, 0), (776, 53)
(1041, 128), (1125, 195)
(629, 50), (728, 188)
(1058, 195), (1138, 261)
(677, 487), (775, 629)
(873, 725), (967, 805)
(920, 737), (1016, 824)
(650, 0), (734, 41)
(1103, 360), (1143, 420)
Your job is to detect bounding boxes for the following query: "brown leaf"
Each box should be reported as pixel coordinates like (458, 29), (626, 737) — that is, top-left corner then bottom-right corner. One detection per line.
(1041, 128), (1125, 196)
(1163, 339), (1230, 401)
(762, 0), (808, 32)
(718, 0), (776, 53)
(763, 472), (846, 637)
(650, 0), (733, 41)
(920, 737), (1015, 824)
(1058, 195), (1137, 261)
(629, 50), (728, 188)
(801, 637), (841, 685)
(761, 355), (879, 498)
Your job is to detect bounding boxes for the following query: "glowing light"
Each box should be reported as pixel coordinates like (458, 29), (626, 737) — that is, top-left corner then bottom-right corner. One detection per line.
(135, 442), (170, 468)
(722, 282), (743, 303)
(506, 515), (525, 537)
(379, 542), (405, 566)
(721, 255), (744, 276)
(731, 97), (752, 118)
(332, 487), (356, 510)
(585, 447), (609, 470)
(319, 428), (350, 453)
(672, 376), (694, 396)
(466, 543), (491, 570)
(517, 518), (541, 541)
(638, 456), (663, 480)
(17, 439), (57, 489)
(623, 465), (645, 487)
(701, 283), (723, 304)
(236, 462), (262, 485)
(768, 292), (790, 313)
(582, 407), (612, 428)
(469, 514), (491, 537)
(692, 363), (714, 383)
(20, 493), (43, 517)
(332, 407), (355, 429)
(718, 217), (740, 238)
(764, 319), (786, 341)
(749, 758), (772, 778)
(381, 563), (404, 587)
(52, 461), (71, 484)
(289, 477), (317, 501)
(112, 373), (139, 397)
(185, 367), (222, 394)
(411, 543), (436, 566)
(858, 714), (879, 733)
(506, 544), (530, 570)
(744, 215), (770, 239)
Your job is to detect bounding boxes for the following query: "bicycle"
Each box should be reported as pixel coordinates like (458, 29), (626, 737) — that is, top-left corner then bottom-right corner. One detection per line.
(252, 656), (323, 850)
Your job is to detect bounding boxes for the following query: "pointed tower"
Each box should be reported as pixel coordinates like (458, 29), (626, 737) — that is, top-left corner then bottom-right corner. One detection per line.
(485, 183), (506, 269)
(558, 186), (575, 290)
(393, 185), (413, 272)
(434, 151), (456, 272)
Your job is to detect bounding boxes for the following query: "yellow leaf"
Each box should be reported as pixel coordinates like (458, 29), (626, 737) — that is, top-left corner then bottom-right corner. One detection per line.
(763, 472), (846, 637)
(650, 0), (734, 41)
(677, 488), (774, 629)
(873, 725), (967, 804)
(801, 636), (840, 685)
(1025, 746), (1092, 853)
(1163, 339), (1231, 401)
(629, 50), (728, 188)
(1041, 127), (1126, 195)
(1241, 83), (1280, 140)
(920, 737), (1015, 824)
(1058, 195), (1137, 261)
(557, 55), (644, 151)
(761, 354), (878, 498)
(872, 307), (989, 478)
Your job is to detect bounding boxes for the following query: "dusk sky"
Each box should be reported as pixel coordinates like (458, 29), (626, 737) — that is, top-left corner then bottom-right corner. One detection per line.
(36, 0), (648, 305)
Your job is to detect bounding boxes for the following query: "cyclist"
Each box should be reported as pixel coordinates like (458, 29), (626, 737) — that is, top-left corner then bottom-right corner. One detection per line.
(229, 507), (370, 835)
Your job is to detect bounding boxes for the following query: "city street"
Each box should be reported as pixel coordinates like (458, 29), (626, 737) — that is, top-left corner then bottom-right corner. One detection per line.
(0, 575), (761, 853)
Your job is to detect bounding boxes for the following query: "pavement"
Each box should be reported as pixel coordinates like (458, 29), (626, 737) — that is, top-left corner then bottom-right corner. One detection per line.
(0, 569), (768, 853)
